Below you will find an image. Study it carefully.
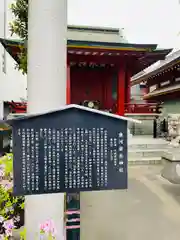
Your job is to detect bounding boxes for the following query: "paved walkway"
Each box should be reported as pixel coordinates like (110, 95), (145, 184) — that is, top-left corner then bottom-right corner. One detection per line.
(81, 166), (180, 240)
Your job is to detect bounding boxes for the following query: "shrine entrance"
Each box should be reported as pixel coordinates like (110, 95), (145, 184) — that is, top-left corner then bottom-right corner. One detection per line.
(70, 65), (116, 111)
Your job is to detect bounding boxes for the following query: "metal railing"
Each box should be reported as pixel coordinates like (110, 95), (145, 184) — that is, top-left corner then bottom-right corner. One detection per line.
(125, 103), (162, 114)
(7, 101), (162, 115)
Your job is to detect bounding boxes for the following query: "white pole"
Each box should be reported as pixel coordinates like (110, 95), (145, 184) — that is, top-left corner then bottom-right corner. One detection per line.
(3, 0), (7, 74)
(26, 0), (67, 239)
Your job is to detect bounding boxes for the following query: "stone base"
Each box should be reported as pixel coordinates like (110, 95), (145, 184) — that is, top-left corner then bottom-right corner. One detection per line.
(161, 150), (180, 184)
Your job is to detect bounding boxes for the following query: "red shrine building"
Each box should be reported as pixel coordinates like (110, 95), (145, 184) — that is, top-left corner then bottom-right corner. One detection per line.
(131, 50), (180, 115)
(0, 25), (172, 116)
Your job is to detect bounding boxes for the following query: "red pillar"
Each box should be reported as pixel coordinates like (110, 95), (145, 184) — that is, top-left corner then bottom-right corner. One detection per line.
(66, 64), (71, 104)
(117, 63), (125, 116)
(125, 68), (131, 113)
(126, 69), (131, 104)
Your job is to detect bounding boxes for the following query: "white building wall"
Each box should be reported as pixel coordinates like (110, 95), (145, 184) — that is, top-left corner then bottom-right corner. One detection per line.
(0, 0), (27, 102)
(67, 26), (127, 43)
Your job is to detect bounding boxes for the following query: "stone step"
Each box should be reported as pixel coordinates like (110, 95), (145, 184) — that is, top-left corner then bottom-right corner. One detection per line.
(126, 136), (168, 165)
(128, 157), (161, 165)
(128, 144), (167, 150)
(128, 137), (167, 143)
(128, 149), (166, 158)
(128, 138), (168, 150)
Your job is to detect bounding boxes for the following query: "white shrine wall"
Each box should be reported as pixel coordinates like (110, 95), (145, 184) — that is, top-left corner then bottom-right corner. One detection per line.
(0, 0), (27, 102)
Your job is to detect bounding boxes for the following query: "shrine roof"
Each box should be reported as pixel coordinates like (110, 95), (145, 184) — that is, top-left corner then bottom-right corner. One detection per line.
(143, 83), (180, 100)
(0, 38), (171, 74)
(131, 49), (180, 86)
(67, 39), (158, 51)
(6, 104), (141, 124)
(0, 37), (159, 50)
(0, 129), (11, 135)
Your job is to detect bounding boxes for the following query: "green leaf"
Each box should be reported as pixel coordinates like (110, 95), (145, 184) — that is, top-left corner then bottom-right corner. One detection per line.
(9, 0), (28, 74)
(20, 227), (27, 240)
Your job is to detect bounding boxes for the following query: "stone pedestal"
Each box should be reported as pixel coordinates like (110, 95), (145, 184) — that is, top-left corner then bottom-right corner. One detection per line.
(161, 149), (180, 184)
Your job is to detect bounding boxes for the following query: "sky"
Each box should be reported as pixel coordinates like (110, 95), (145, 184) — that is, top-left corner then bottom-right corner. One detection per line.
(68, 0), (180, 49)
(0, 0), (179, 49)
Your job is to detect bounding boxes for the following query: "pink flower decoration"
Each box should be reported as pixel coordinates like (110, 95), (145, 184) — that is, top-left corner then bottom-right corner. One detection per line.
(3, 183), (12, 190)
(39, 219), (57, 237)
(3, 219), (14, 237)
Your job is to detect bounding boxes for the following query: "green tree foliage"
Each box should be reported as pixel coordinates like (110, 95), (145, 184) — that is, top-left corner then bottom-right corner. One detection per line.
(9, 0), (28, 74)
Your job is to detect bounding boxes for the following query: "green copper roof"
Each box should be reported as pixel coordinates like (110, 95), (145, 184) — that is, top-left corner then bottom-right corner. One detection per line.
(0, 38), (158, 50)
(0, 38), (172, 74)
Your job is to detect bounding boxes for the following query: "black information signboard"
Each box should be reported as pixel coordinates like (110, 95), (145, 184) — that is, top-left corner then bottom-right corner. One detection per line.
(10, 106), (128, 196)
